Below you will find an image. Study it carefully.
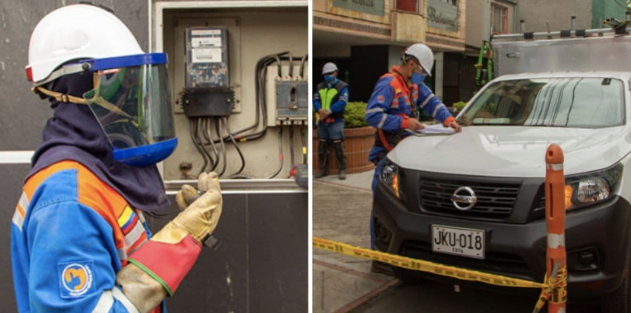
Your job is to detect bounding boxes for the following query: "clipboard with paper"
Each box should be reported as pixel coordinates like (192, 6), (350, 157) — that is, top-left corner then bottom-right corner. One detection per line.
(405, 123), (456, 136)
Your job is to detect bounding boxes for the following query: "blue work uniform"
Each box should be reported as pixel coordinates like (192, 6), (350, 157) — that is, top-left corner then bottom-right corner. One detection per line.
(11, 161), (165, 313)
(364, 66), (455, 248)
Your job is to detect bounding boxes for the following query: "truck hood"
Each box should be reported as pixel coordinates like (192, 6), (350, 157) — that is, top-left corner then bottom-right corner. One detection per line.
(388, 126), (631, 178)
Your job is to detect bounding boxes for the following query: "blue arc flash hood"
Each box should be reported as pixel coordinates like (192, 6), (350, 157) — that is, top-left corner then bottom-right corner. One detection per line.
(28, 71), (171, 212)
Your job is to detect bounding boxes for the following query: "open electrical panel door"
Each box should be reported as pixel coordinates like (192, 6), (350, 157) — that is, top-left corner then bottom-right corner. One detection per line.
(154, 4), (309, 188)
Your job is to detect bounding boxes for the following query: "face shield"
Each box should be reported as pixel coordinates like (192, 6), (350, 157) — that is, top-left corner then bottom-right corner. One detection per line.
(80, 53), (177, 167)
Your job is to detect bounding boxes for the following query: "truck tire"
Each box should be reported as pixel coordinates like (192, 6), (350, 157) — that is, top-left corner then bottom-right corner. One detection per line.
(601, 264), (631, 313)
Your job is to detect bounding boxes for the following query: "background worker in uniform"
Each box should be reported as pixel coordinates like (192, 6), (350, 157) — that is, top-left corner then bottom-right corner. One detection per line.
(364, 43), (461, 272)
(11, 4), (222, 312)
(314, 62), (349, 180)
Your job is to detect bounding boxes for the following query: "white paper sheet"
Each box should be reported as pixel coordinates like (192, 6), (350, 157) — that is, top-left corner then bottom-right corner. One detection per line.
(407, 123), (455, 135)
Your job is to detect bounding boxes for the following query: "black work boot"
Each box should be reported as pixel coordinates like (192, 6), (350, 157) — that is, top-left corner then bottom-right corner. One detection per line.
(333, 140), (347, 180)
(315, 140), (329, 179)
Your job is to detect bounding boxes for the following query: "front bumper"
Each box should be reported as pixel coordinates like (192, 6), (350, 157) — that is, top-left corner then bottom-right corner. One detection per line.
(373, 182), (631, 300)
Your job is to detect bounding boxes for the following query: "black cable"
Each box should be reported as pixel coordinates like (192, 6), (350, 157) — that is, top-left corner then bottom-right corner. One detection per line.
(267, 127), (284, 179)
(288, 52), (293, 78)
(299, 54), (308, 78)
(300, 124), (307, 164)
(199, 118), (216, 171)
(221, 52), (290, 143)
(216, 118), (227, 177)
(202, 117), (220, 172)
(223, 117), (246, 178)
(275, 54), (282, 78)
(189, 118), (208, 176)
(289, 123), (295, 174)
(196, 117), (214, 173)
(233, 54), (280, 142)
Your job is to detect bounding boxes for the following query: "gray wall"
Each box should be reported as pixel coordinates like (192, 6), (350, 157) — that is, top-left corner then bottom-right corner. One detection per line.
(0, 1), (307, 311)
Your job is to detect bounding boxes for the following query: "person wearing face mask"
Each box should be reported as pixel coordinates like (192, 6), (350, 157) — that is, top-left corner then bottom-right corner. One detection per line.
(12, 4), (223, 313)
(364, 43), (461, 274)
(314, 62), (350, 180)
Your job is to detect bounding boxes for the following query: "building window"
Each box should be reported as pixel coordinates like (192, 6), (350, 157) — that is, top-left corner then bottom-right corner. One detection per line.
(491, 3), (508, 34)
(397, 0), (418, 13)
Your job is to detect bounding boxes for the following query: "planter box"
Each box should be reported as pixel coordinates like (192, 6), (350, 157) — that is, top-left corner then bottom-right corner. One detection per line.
(312, 126), (376, 174)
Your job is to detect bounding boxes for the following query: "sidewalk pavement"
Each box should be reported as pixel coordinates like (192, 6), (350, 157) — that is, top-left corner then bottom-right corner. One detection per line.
(313, 170), (400, 313)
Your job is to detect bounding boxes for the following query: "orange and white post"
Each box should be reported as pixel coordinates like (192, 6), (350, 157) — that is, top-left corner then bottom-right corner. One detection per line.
(545, 144), (567, 312)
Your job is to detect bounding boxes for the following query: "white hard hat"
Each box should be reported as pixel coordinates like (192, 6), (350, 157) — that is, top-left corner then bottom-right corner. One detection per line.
(322, 62), (338, 75)
(404, 43), (434, 76)
(26, 4), (143, 84)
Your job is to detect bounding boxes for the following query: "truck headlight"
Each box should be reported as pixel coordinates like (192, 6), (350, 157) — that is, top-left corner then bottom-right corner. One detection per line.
(564, 163), (623, 210)
(380, 161), (404, 201)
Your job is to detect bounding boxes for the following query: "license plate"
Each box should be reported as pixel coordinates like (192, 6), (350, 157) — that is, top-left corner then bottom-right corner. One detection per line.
(431, 225), (485, 259)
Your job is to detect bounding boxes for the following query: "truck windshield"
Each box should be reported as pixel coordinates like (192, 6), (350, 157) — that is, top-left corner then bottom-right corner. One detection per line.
(459, 78), (624, 128)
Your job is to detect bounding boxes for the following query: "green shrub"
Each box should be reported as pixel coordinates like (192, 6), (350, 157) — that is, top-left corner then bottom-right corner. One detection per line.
(453, 101), (467, 111)
(344, 102), (369, 128)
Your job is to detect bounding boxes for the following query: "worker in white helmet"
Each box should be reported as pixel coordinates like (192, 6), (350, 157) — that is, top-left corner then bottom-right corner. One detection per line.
(314, 62), (350, 180)
(364, 43), (461, 274)
(12, 4), (222, 312)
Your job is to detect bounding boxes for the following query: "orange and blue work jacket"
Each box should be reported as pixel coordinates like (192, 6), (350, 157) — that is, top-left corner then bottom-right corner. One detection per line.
(11, 161), (164, 313)
(365, 66), (455, 161)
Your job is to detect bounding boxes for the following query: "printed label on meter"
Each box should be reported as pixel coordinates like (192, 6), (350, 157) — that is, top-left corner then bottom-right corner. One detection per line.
(192, 48), (223, 63)
(192, 37), (222, 48)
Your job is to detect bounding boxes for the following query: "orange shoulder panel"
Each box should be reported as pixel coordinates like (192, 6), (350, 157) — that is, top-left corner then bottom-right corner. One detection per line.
(24, 161), (128, 244)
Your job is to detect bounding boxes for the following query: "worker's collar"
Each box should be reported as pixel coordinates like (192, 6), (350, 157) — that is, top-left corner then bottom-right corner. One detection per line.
(391, 66), (412, 92)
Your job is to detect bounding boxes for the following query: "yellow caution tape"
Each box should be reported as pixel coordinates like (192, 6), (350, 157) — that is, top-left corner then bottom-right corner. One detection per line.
(533, 266), (567, 313)
(313, 237), (544, 288)
(302, 147), (307, 154)
(314, 237), (568, 312)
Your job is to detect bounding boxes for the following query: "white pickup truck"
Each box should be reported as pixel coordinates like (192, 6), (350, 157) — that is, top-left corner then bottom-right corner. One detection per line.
(372, 28), (631, 311)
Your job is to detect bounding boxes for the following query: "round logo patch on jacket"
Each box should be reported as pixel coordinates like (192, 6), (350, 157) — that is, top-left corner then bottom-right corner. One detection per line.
(377, 95), (385, 103)
(58, 261), (95, 298)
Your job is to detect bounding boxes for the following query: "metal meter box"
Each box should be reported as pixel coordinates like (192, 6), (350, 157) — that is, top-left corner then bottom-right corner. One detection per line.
(276, 80), (308, 123)
(185, 27), (229, 88)
(183, 27), (234, 117)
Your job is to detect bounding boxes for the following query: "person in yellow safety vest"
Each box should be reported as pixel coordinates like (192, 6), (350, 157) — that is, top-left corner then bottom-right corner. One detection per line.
(314, 62), (350, 180)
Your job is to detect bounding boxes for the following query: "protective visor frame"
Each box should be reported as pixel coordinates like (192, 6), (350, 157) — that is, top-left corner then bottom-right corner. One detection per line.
(83, 53), (177, 167)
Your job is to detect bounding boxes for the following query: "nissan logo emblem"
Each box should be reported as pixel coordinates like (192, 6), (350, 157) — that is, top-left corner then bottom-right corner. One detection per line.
(451, 187), (477, 211)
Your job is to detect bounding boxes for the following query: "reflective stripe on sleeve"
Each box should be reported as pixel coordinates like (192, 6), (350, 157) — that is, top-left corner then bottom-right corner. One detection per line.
(12, 210), (24, 231)
(377, 114), (388, 129)
(18, 192), (30, 212)
(112, 287), (140, 313)
(13, 192), (30, 231)
(117, 248), (128, 261)
(432, 103), (445, 118)
(91, 290), (114, 313)
(420, 94), (434, 109)
(365, 108), (385, 114)
(124, 222), (146, 248)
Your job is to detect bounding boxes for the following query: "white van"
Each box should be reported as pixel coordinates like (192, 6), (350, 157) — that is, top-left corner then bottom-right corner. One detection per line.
(372, 28), (631, 311)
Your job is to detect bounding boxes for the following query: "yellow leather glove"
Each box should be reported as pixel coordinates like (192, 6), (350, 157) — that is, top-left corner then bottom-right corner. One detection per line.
(153, 172), (223, 244)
